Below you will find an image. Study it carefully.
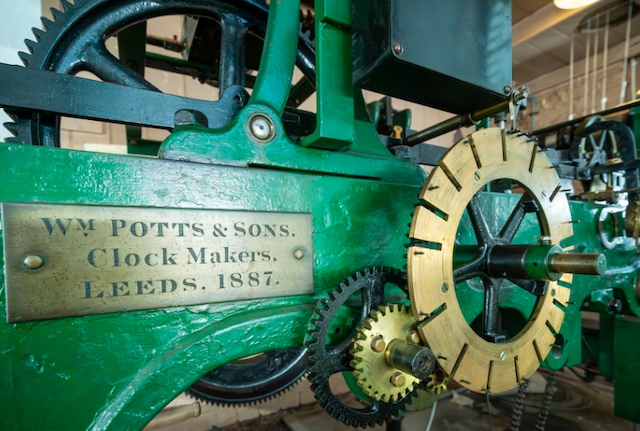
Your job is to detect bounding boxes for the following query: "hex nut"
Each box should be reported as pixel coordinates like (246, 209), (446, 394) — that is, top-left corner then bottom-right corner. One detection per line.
(407, 329), (421, 344)
(370, 335), (386, 353)
(390, 371), (406, 388)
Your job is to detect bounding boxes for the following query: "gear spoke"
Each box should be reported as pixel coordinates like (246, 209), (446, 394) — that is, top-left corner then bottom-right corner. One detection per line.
(481, 278), (505, 342)
(467, 194), (494, 247)
(219, 13), (248, 97)
(84, 44), (159, 91)
(453, 256), (485, 284)
(498, 194), (537, 244)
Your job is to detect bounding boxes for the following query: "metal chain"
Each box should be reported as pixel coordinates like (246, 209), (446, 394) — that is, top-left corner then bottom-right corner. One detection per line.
(534, 371), (557, 431)
(509, 380), (529, 431)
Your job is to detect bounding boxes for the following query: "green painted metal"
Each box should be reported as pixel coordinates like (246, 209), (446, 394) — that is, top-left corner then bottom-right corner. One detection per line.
(248, 0), (300, 116)
(614, 316), (640, 422)
(299, 0), (354, 150)
(127, 138), (162, 156)
(159, 104), (422, 183)
(1, 0), (640, 429)
(0, 142), (423, 430)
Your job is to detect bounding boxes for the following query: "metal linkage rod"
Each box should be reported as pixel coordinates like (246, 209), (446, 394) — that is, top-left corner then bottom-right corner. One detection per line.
(406, 89), (528, 146)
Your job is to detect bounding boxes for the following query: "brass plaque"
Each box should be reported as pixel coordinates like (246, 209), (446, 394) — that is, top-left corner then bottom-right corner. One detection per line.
(1, 202), (314, 322)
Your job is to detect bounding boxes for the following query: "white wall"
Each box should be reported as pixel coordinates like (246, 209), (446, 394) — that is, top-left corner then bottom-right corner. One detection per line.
(0, 0), (42, 141)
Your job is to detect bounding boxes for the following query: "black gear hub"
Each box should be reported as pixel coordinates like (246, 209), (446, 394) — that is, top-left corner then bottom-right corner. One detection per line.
(305, 267), (416, 429)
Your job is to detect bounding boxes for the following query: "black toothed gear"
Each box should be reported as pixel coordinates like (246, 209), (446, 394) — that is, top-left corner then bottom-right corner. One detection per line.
(185, 347), (308, 407)
(305, 267), (416, 429)
(4, 0), (316, 146)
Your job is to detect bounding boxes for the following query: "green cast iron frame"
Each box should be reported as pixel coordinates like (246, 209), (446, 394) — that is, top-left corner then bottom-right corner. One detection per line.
(0, 0), (639, 429)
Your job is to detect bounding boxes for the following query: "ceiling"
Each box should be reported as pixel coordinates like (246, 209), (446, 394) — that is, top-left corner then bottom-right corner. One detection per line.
(512, 0), (640, 84)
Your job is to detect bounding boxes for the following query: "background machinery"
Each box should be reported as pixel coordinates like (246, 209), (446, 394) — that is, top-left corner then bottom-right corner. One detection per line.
(0, 0), (638, 430)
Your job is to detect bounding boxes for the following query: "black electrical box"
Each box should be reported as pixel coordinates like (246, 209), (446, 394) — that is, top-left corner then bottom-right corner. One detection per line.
(352, 0), (512, 114)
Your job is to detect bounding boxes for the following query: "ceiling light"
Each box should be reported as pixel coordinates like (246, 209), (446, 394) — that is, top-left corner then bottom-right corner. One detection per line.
(554, 0), (602, 9)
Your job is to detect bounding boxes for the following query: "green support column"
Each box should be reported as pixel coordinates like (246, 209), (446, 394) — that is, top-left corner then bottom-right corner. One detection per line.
(300, 0), (354, 150)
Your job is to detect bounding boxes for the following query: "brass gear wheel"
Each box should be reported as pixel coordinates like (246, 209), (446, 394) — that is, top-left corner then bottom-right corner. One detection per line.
(408, 128), (574, 394)
(350, 304), (421, 402)
(425, 368), (449, 395)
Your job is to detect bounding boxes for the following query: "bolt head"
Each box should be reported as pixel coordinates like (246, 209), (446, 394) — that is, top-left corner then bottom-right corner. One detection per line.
(23, 255), (44, 269)
(393, 42), (404, 55)
(407, 329), (421, 344)
(390, 371), (406, 387)
(537, 235), (552, 246)
(248, 114), (275, 142)
(504, 85), (512, 94)
(370, 335), (386, 353)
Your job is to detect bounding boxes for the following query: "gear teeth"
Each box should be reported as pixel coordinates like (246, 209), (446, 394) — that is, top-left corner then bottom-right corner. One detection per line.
(24, 39), (37, 54)
(3, 122), (18, 137)
(369, 309), (381, 321)
(17, 51), (31, 67)
(59, 0), (74, 12)
(40, 16), (54, 30)
(50, 7), (65, 21)
(31, 27), (46, 42)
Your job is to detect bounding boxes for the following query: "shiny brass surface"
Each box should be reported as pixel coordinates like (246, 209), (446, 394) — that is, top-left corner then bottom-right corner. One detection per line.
(389, 372), (405, 388)
(549, 253), (606, 275)
(425, 367), (449, 395)
(408, 128), (573, 394)
(350, 304), (421, 402)
(407, 329), (421, 344)
(2, 202), (313, 322)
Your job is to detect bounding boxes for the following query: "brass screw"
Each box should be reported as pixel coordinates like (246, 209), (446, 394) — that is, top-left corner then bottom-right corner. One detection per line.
(294, 249), (305, 260)
(393, 42), (404, 55)
(390, 371), (405, 387)
(23, 255), (44, 270)
(370, 335), (386, 353)
(407, 329), (421, 344)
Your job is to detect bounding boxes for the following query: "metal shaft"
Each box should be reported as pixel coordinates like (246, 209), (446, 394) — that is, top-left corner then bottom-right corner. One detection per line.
(549, 253), (606, 276)
(406, 89), (528, 146)
(385, 339), (435, 380)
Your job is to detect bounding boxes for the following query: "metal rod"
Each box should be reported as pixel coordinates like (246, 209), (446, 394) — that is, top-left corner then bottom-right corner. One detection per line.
(549, 253), (606, 275)
(570, 32), (575, 120)
(592, 14), (599, 114)
(385, 339), (435, 380)
(532, 98), (640, 136)
(406, 89), (528, 146)
(584, 19), (591, 116)
(619, 0), (633, 104)
(632, 58), (637, 100)
(602, 10), (610, 110)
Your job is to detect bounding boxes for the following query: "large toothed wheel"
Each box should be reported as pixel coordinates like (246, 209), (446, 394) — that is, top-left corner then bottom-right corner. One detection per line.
(408, 128), (574, 394)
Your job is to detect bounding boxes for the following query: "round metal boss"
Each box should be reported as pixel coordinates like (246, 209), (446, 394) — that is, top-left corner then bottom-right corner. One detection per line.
(248, 114), (275, 142)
